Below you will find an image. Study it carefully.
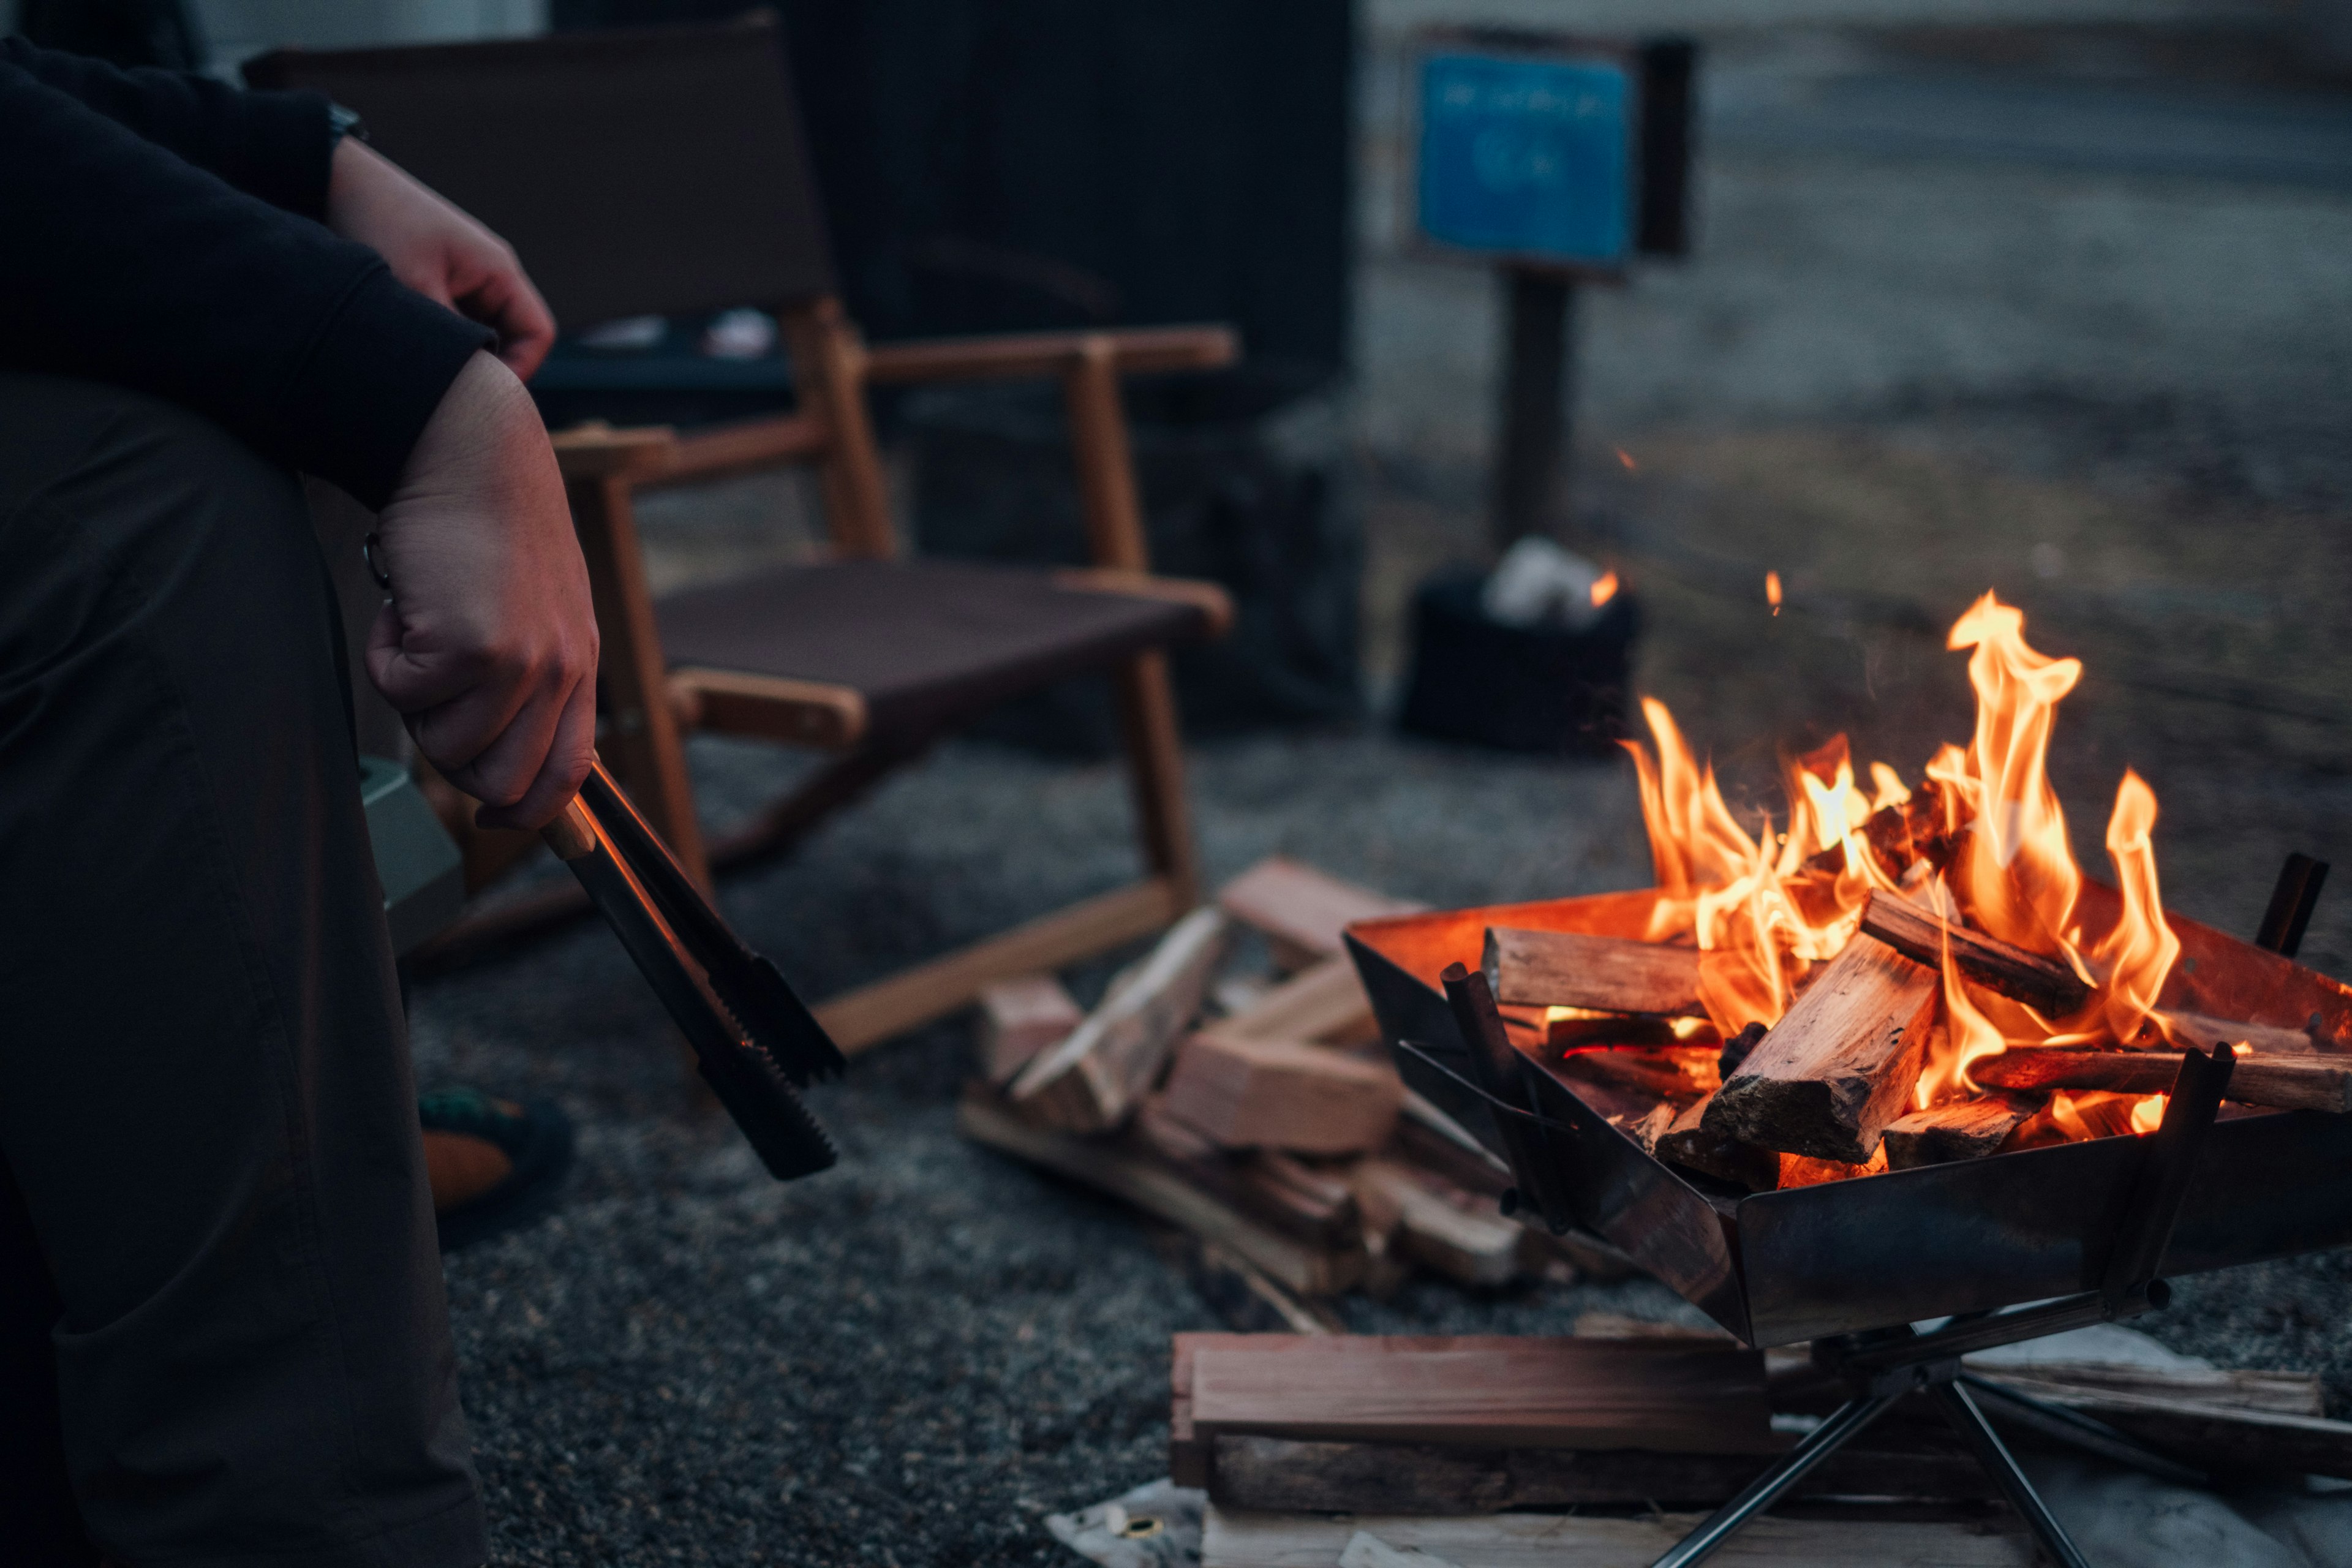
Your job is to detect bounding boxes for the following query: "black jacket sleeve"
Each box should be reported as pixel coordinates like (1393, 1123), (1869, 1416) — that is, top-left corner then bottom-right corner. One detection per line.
(1, 37), (336, 217)
(0, 53), (490, 509)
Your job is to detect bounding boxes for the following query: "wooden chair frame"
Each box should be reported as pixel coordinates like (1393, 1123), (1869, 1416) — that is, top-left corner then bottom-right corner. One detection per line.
(424, 300), (1237, 1054)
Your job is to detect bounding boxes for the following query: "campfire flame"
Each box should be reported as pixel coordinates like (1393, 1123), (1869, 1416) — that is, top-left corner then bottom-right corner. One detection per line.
(1624, 590), (2183, 1115)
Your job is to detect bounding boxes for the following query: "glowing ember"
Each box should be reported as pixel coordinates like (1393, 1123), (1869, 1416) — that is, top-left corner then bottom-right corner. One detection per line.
(1765, 571), (1782, 614)
(1621, 590), (2183, 1117)
(1616, 447), (1638, 472)
(1590, 570), (1620, 608)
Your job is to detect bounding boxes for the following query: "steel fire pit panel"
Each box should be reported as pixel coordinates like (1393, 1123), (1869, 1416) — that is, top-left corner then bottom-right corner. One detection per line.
(1349, 892), (2352, 1348)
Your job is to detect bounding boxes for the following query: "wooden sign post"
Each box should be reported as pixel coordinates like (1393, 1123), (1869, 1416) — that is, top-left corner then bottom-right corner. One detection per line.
(1408, 34), (1697, 548)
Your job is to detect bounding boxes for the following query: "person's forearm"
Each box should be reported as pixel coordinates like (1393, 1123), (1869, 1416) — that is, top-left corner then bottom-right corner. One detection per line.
(0, 37), (333, 216)
(0, 64), (488, 508)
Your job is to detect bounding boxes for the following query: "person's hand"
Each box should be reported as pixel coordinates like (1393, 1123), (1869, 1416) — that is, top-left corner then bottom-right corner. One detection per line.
(325, 137), (556, 379)
(366, 353), (597, 829)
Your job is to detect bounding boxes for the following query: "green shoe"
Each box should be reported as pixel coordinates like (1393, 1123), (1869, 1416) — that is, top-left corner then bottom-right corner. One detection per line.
(419, 1088), (575, 1253)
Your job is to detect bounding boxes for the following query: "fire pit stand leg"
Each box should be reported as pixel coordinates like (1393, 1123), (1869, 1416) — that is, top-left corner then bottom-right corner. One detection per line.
(1644, 1389), (1906, 1568)
(1931, 1380), (2092, 1568)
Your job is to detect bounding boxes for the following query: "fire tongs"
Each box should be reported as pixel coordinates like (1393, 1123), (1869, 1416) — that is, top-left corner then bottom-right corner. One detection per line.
(1430, 965), (2237, 1568)
(539, 758), (843, 1181)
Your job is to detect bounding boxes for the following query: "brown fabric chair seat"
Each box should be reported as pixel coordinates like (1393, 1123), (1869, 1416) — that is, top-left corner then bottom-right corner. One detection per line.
(655, 558), (1211, 742)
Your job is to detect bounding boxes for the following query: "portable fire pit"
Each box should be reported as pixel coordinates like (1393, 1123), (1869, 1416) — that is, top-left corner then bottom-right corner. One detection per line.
(1344, 876), (2351, 1566)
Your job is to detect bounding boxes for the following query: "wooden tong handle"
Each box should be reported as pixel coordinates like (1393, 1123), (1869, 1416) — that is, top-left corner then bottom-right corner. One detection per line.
(541, 796), (600, 861)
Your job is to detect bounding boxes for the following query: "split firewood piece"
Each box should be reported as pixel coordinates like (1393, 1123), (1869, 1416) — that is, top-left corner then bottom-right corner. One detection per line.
(1217, 856), (1425, 971)
(1558, 1046), (1718, 1106)
(1858, 890), (2090, 1017)
(1703, 935), (1939, 1163)
(1188, 1335), (1776, 1452)
(1215, 953), (1379, 1047)
(1208, 1427), (1992, 1515)
(959, 1088), (1362, 1299)
(1973, 1047), (2352, 1114)
(2157, 1008), (2318, 1057)
(1161, 1031), (1404, 1155)
(1968, 1359), (2324, 1417)
(975, 973), (1084, 1084)
(1171, 1236), (1346, 1338)
(1349, 1160), (1522, 1288)
(1882, 1095), (2041, 1169)
(1969, 1373), (2352, 1480)
(1483, 927), (1704, 1017)
(1009, 906), (1230, 1131)
(1614, 1100), (1679, 1156)
(1656, 1093), (1780, 1191)
(1134, 1098), (1364, 1251)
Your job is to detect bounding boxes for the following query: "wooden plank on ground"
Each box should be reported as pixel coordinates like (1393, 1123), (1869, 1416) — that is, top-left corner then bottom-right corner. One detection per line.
(1009, 905), (1230, 1131)
(1483, 927), (1704, 1017)
(957, 1088), (1360, 1298)
(1208, 1427), (1994, 1514)
(1858, 891), (2090, 1017)
(1188, 1337), (1776, 1453)
(975, 974), (1082, 1085)
(1705, 936), (1939, 1163)
(1161, 1032), (1404, 1154)
(1972, 1047), (2352, 1113)
(1216, 954), (1379, 1046)
(1218, 857), (1425, 970)
(1200, 1506), (2032, 1568)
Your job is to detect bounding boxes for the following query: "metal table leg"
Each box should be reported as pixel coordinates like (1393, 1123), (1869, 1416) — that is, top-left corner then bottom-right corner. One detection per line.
(1646, 1390), (1905, 1568)
(1933, 1380), (2092, 1568)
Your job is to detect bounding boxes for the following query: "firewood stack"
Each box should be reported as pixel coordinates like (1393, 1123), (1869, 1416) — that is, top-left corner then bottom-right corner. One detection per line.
(958, 858), (1635, 1315)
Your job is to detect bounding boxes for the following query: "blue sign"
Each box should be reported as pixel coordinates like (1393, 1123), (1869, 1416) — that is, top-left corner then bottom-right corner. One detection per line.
(1417, 51), (1634, 268)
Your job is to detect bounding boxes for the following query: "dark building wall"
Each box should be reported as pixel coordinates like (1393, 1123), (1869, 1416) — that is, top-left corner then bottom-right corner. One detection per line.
(554, 0), (1352, 380)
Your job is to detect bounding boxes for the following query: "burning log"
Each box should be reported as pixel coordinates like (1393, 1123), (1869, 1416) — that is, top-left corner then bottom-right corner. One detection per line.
(1009, 906), (1230, 1131)
(1218, 856), (1425, 971)
(1703, 935), (1939, 1163)
(1482, 926), (1703, 1017)
(1973, 1047), (2352, 1114)
(1161, 1032), (1404, 1155)
(2157, 1008), (2318, 1057)
(975, 973), (1082, 1084)
(1882, 1095), (2041, 1169)
(1858, 890), (2090, 1017)
(1185, 1335), (1776, 1452)
(1656, 1093), (1780, 1191)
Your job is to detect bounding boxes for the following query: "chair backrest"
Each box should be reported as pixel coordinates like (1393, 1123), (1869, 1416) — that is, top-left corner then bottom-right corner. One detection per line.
(245, 16), (835, 330)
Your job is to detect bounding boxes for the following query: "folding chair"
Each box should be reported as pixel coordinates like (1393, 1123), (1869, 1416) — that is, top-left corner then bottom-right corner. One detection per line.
(249, 16), (1237, 1051)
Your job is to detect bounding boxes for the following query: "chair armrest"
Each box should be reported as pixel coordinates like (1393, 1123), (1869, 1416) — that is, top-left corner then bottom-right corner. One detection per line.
(1050, 568), (1235, 641)
(550, 420), (677, 482)
(861, 324), (1238, 386)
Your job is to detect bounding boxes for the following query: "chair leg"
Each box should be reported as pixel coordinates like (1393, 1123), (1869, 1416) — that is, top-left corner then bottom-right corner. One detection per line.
(567, 472), (710, 889)
(1112, 650), (1199, 911)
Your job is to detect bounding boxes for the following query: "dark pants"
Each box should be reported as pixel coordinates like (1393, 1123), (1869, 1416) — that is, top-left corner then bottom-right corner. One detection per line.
(0, 374), (486, 1567)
